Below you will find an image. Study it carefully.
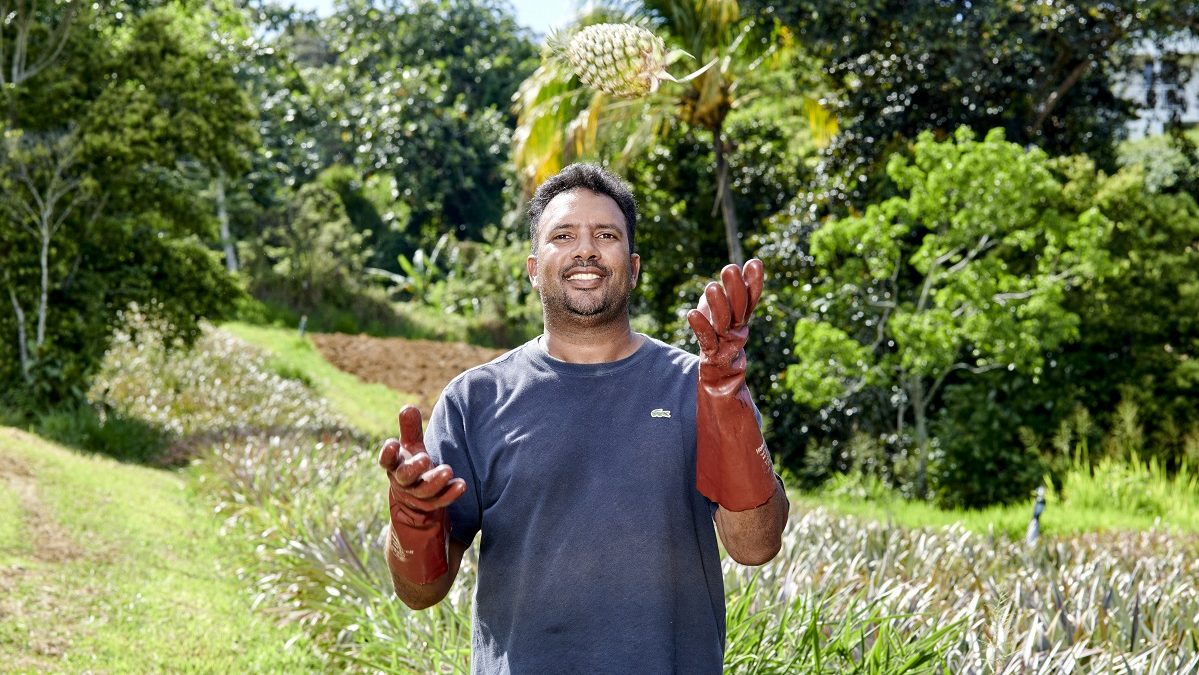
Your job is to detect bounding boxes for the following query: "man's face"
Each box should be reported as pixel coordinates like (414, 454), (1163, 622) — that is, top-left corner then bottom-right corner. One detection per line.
(526, 188), (640, 326)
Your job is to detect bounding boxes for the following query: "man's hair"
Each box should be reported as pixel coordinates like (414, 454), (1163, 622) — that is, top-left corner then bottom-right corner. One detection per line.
(527, 163), (638, 254)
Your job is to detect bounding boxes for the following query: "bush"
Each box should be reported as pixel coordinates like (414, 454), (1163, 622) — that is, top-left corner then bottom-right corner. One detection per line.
(32, 402), (170, 465)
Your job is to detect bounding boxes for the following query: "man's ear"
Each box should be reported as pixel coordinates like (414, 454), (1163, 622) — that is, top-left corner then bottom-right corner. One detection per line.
(527, 254), (540, 289)
(630, 253), (641, 287)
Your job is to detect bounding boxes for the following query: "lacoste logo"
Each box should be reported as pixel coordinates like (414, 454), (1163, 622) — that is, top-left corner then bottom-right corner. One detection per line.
(651, 408), (671, 418)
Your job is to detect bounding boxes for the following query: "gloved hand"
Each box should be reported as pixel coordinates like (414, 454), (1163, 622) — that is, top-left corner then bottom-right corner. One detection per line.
(378, 405), (467, 584)
(686, 259), (776, 512)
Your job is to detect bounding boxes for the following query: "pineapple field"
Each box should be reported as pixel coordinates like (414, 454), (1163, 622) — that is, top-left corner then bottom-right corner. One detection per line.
(5, 321), (1192, 673)
(3, 1), (1199, 672)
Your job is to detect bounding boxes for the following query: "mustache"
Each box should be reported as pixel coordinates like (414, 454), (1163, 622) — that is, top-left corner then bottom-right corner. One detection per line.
(562, 261), (611, 276)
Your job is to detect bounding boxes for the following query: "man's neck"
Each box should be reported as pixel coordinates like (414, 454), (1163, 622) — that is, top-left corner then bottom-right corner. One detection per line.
(540, 315), (644, 364)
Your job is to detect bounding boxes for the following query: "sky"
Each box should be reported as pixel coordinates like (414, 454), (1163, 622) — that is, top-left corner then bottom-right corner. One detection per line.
(287, 0), (583, 39)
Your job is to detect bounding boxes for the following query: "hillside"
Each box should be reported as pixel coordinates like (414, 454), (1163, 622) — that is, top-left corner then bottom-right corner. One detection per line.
(0, 427), (319, 671)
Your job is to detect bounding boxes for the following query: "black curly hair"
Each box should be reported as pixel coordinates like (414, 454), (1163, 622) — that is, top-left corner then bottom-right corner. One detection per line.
(526, 163), (638, 254)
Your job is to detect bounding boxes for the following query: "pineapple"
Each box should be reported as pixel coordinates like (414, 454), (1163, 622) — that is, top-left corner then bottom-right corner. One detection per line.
(550, 23), (715, 99)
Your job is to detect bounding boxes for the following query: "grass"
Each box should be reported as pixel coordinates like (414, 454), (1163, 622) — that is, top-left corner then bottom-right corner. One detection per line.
(221, 321), (416, 439)
(0, 426), (321, 672)
(30, 315), (1196, 672)
(799, 454), (1199, 540)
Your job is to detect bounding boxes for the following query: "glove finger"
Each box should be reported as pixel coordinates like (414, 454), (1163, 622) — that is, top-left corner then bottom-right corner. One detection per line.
(398, 405), (425, 454)
(393, 451), (433, 487)
(378, 438), (401, 471)
(419, 478), (468, 510)
(704, 281), (732, 334)
(687, 308), (719, 355)
(744, 258), (764, 315)
(721, 263), (749, 327)
(406, 464), (455, 499)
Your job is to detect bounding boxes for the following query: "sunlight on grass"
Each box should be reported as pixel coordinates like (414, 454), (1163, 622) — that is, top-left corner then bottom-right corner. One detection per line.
(221, 321), (416, 439)
(0, 479), (25, 563)
(0, 428), (320, 671)
(800, 454), (1199, 539)
(63, 315), (1199, 672)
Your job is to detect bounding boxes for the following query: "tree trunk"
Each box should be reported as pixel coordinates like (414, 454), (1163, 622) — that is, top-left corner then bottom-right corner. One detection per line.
(713, 127), (744, 265)
(215, 171), (238, 273)
(911, 378), (930, 498)
(36, 224), (48, 347)
(8, 287), (30, 381)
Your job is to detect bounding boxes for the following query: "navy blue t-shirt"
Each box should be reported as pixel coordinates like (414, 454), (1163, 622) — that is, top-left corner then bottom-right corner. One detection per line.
(424, 335), (725, 674)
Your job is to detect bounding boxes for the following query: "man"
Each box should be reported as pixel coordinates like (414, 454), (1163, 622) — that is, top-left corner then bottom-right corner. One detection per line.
(378, 163), (788, 673)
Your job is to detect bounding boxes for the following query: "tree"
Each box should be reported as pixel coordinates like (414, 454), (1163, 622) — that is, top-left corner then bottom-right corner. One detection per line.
(742, 0), (1199, 207)
(0, 5), (254, 405)
(247, 182), (373, 309)
(780, 128), (1114, 500)
(0, 0), (79, 88)
(0, 127), (98, 381)
(311, 0), (538, 247)
(512, 0), (833, 264)
(1035, 151), (1199, 462)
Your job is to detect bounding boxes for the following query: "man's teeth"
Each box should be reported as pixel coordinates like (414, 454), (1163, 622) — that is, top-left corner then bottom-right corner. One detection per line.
(571, 273), (601, 280)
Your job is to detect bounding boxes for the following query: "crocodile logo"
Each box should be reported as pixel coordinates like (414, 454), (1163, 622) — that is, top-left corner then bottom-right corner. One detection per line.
(650, 408), (671, 418)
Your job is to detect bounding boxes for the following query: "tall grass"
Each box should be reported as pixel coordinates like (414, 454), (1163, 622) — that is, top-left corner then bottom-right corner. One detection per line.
(91, 321), (1199, 673)
(809, 450), (1199, 539)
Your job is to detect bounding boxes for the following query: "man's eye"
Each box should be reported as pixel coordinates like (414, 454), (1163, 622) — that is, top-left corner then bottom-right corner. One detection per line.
(598, 233), (615, 239)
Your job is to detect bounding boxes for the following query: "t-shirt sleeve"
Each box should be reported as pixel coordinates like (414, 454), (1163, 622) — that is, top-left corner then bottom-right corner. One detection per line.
(424, 387), (483, 547)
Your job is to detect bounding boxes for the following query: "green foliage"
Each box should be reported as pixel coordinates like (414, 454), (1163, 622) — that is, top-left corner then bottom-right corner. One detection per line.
(31, 402), (169, 465)
(1040, 153), (1199, 460)
(927, 377), (1047, 508)
(265, 0), (537, 247)
(0, 5), (253, 406)
(745, 0), (1199, 208)
(723, 576), (959, 672)
(1117, 133), (1199, 194)
(366, 225), (541, 345)
(244, 182), (373, 310)
(437, 225), (542, 341)
(774, 128), (1116, 504)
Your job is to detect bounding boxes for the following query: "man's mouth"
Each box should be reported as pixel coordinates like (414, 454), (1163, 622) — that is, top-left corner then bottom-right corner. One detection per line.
(563, 266), (608, 289)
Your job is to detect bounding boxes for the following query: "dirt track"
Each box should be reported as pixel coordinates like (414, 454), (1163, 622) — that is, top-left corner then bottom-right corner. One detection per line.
(310, 333), (507, 416)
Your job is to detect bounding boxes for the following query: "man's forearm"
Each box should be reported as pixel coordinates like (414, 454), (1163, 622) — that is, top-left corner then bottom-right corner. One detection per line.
(713, 479), (788, 566)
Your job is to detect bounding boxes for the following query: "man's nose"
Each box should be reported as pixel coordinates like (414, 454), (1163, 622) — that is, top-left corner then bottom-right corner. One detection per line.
(570, 234), (598, 260)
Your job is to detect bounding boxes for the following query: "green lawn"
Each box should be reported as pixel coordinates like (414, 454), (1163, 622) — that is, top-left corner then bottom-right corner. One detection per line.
(798, 465), (1199, 540)
(0, 426), (321, 672)
(220, 321), (417, 439)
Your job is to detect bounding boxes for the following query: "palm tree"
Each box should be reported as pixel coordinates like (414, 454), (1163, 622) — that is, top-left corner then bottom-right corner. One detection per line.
(512, 0), (834, 264)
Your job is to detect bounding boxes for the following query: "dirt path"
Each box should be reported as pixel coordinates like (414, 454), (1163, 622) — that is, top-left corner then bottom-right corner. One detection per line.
(310, 333), (507, 416)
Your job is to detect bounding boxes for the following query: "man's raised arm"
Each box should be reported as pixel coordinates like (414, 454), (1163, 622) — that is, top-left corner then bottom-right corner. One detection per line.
(687, 259), (788, 565)
(378, 405), (469, 609)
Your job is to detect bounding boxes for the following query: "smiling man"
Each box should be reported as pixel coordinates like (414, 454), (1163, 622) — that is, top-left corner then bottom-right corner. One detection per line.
(377, 163), (788, 673)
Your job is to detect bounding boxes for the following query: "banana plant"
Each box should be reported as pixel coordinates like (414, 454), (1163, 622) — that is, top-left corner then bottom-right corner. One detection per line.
(366, 232), (452, 306)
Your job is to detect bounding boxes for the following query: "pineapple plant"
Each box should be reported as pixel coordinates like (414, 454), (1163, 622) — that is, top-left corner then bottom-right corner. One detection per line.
(549, 23), (715, 98)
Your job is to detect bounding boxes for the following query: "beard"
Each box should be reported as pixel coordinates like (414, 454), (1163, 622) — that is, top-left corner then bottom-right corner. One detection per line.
(538, 261), (634, 327)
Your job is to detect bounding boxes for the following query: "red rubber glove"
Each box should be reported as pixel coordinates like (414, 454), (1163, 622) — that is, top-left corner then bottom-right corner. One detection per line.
(378, 405), (467, 585)
(686, 259), (776, 512)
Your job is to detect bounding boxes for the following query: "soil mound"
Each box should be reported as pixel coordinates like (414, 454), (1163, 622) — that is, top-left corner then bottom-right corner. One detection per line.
(310, 333), (508, 417)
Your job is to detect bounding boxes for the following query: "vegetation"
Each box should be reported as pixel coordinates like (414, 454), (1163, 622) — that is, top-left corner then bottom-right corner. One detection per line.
(68, 321), (1199, 672)
(0, 426), (320, 671)
(2, 0), (1198, 670)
